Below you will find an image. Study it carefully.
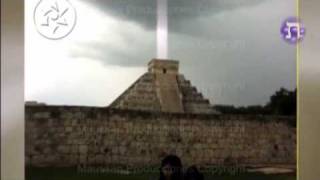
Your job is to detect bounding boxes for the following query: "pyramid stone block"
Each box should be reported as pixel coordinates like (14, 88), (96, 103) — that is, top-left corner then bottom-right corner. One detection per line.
(110, 59), (218, 114)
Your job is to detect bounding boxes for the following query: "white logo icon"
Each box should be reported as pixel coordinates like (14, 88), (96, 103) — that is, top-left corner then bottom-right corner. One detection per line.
(34, 0), (76, 40)
(285, 22), (301, 40)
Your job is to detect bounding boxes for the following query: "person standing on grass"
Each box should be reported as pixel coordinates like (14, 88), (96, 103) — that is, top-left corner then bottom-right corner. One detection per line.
(159, 155), (183, 180)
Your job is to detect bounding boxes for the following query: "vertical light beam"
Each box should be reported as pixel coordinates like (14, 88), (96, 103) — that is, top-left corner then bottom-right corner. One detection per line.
(157, 0), (168, 59)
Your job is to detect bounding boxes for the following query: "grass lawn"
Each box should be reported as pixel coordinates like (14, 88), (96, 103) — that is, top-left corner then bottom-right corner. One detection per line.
(26, 167), (296, 180)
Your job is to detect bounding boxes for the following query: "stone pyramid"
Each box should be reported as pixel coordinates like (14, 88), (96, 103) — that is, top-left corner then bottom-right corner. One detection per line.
(110, 59), (218, 114)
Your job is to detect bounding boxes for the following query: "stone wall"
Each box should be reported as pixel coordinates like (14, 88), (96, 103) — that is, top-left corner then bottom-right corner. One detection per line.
(25, 105), (296, 167)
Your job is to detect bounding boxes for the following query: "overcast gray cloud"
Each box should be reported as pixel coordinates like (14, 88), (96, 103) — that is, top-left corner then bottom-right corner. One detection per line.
(85, 0), (267, 30)
(26, 0), (296, 106)
(167, 0), (296, 105)
(67, 0), (295, 105)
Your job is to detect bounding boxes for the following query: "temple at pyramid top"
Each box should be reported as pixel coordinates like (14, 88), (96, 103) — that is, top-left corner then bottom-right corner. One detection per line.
(110, 59), (218, 114)
(148, 59), (179, 74)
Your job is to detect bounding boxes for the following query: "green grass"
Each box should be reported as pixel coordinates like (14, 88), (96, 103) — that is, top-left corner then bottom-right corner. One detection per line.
(26, 167), (296, 180)
(204, 173), (296, 180)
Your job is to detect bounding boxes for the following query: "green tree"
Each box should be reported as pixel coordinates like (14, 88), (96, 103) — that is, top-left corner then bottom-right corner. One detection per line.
(213, 87), (296, 116)
(265, 88), (296, 116)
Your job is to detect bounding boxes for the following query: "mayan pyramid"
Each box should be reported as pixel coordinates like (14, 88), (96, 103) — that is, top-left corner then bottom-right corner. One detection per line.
(110, 59), (218, 114)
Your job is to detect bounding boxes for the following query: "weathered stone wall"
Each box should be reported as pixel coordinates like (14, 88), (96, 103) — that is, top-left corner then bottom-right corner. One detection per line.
(25, 105), (296, 167)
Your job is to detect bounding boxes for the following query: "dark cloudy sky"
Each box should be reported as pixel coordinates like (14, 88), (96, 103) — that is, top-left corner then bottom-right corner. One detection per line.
(25, 0), (296, 106)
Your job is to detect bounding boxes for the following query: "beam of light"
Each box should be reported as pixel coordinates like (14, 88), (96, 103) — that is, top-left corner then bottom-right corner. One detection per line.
(157, 0), (168, 59)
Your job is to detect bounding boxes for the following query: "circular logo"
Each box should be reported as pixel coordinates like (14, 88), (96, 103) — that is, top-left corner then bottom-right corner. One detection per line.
(280, 17), (306, 44)
(34, 0), (77, 40)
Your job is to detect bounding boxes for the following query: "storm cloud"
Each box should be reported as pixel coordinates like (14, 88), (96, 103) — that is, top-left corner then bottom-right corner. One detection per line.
(85, 0), (267, 31)
(26, 0), (296, 106)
